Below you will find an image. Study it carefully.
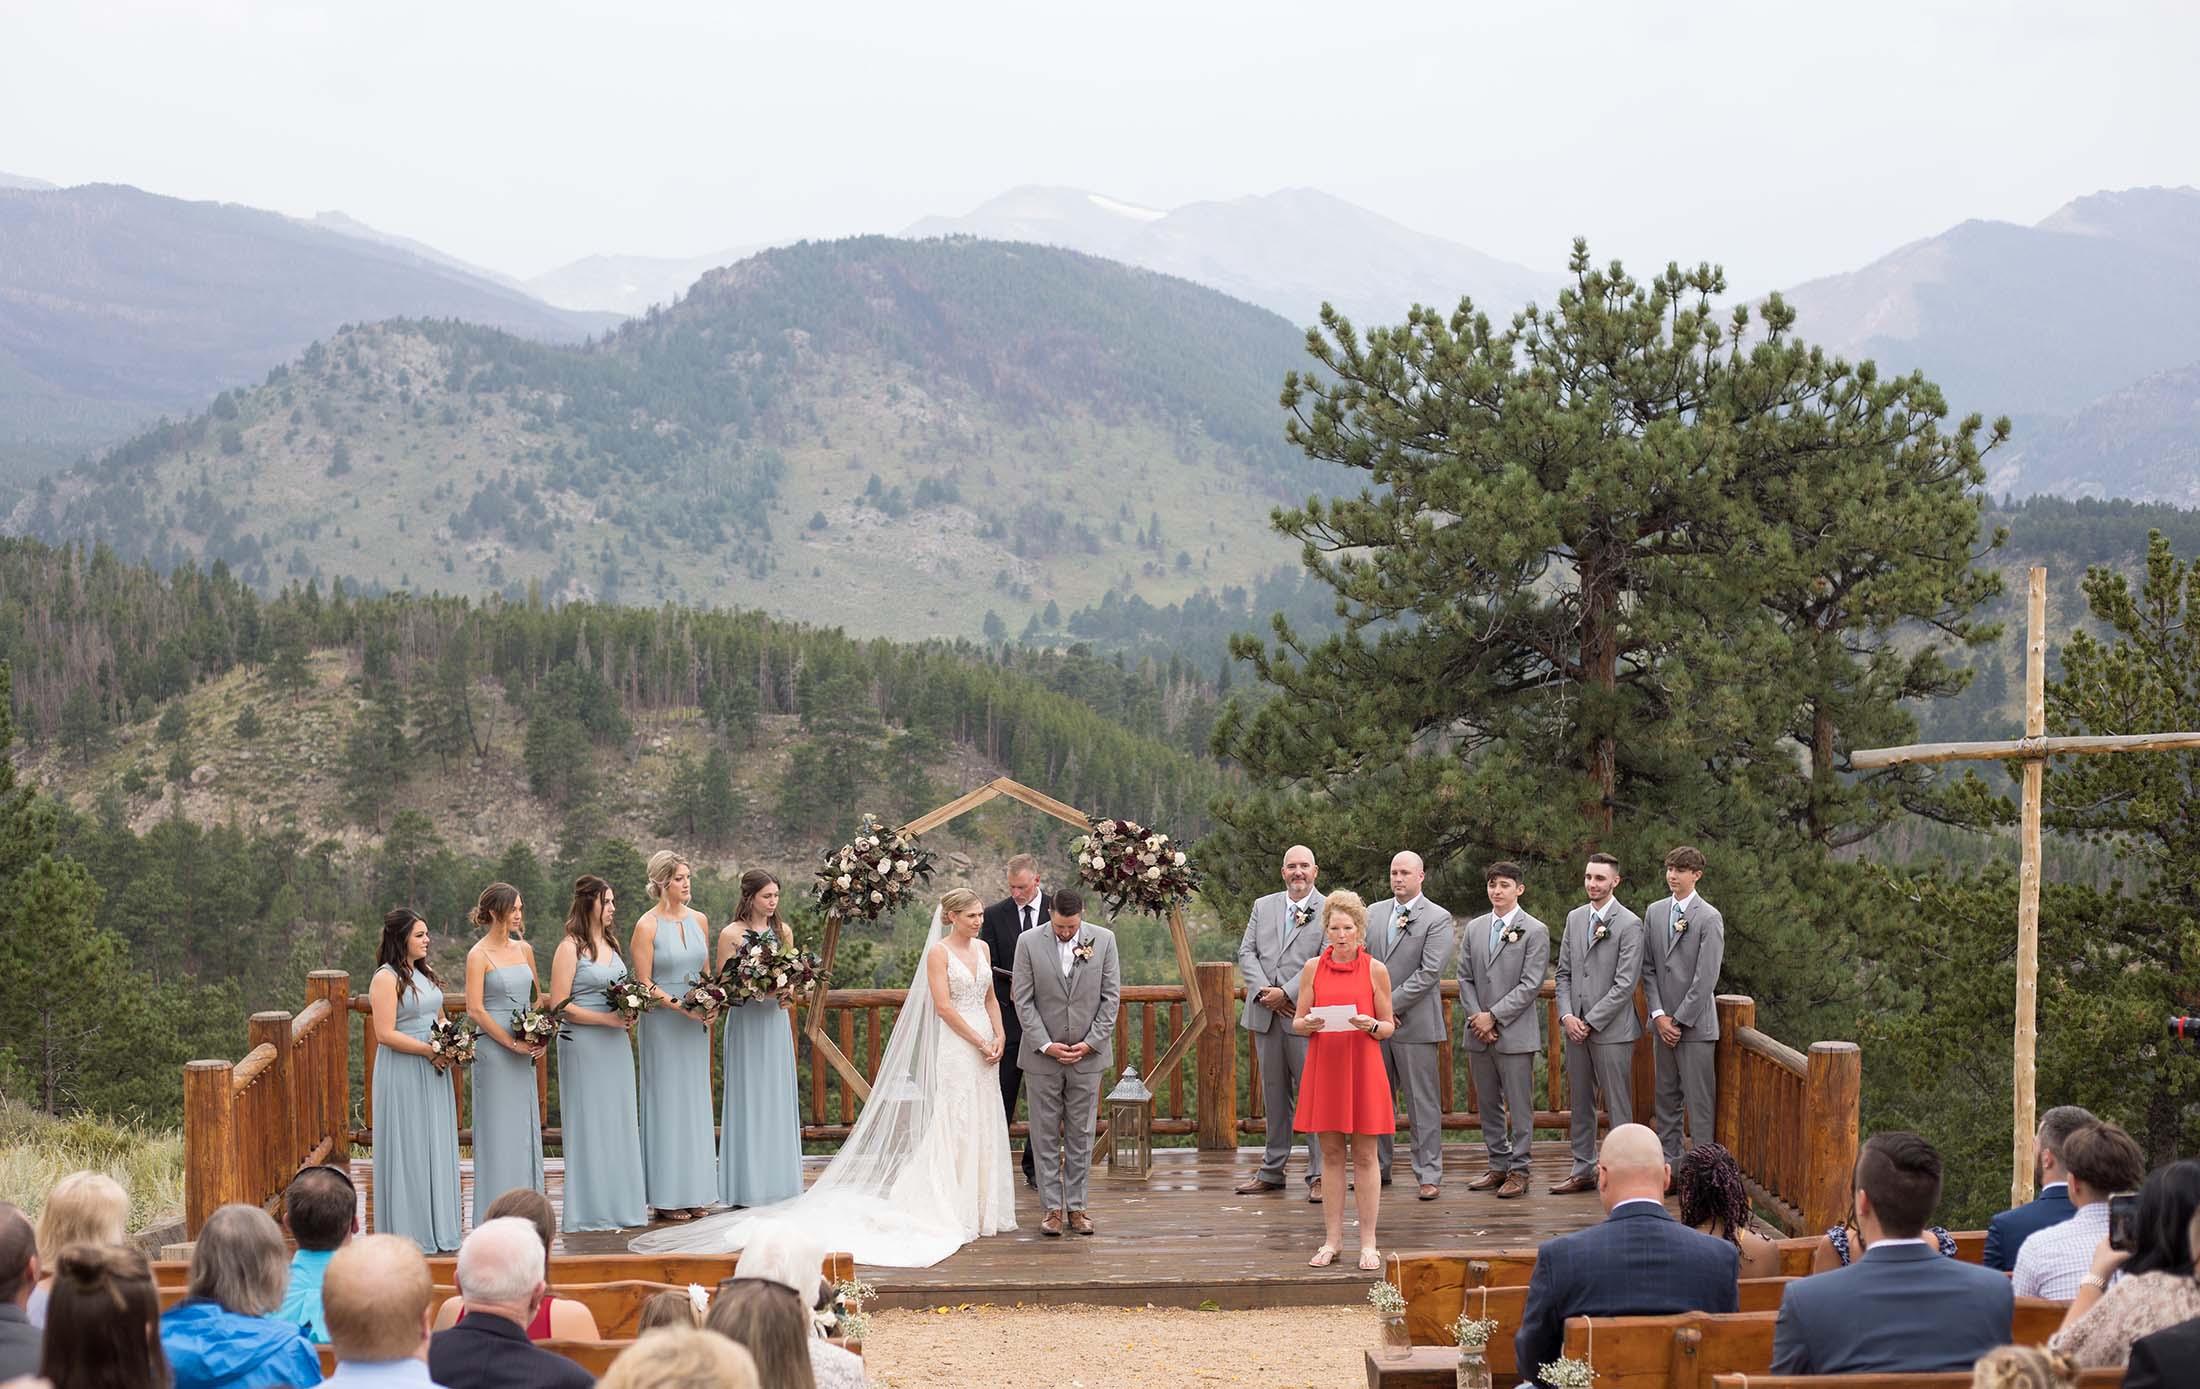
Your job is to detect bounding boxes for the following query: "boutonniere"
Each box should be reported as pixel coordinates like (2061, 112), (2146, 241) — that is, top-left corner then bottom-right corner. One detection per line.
(1671, 912), (1689, 937)
(1395, 907), (1414, 933)
(1501, 920), (1525, 944)
(1072, 937), (1096, 964)
(1590, 918), (1610, 945)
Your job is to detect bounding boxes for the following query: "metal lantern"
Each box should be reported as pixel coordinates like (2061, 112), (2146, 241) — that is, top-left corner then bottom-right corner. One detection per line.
(1104, 1066), (1155, 1179)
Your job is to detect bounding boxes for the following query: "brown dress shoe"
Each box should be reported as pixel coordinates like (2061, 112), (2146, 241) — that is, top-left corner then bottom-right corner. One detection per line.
(1417, 1184), (1441, 1201)
(1496, 1173), (1527, 1199)
(1068, 1210), (1094, 1235)
(1465, 1170), (1506, 1192)
(1306, 1177), (1324, 1203)
(1549, 1173), (1598, 1194)
(1041, 1210), (1064, 1237)
(1234, 1177), (1285, 1195)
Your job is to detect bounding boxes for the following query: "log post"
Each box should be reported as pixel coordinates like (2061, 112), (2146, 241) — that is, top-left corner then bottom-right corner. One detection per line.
(1195, 961), (1238, 1150)
(1803, 1041), (1862, 1234)
(249, 1011), (294, 1206)
(305, 972), (350, 1169)
(2012, 565), (2046, 1207)
(183, 1060), (237, 1237)
(1715, 996), (1753, 1150)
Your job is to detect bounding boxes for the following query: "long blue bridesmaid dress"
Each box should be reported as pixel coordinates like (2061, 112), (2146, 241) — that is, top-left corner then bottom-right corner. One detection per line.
(718, 927), (804, 1207)
(470, 960), (544, 1218)
(371, 965), (464, 1252)
(556, 950), (648, 1231)
(637, 912), (717, 1212)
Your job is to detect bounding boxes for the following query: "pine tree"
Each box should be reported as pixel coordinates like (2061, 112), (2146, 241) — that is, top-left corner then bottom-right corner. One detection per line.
(266, 608), (314, 700)
(155, 700), (191, 745)
(698, 745), (743, 844)
(58, 685), (104, 766)
(233, 704), (264, 740)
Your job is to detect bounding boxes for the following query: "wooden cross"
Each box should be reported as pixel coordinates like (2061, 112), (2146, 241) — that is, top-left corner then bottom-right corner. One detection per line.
(1852, 567), (2200, 1206)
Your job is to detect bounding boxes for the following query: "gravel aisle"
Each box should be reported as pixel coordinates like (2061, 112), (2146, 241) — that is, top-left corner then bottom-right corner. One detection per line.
(864, 1302), (1374, 1388)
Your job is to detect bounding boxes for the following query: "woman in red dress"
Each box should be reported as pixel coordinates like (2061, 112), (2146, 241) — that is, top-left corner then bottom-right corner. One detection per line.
(1290, 890), (1398, 1271)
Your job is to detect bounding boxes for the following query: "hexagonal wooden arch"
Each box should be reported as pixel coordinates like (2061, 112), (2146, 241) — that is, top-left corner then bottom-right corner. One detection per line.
(805, 777), (1206, 1108)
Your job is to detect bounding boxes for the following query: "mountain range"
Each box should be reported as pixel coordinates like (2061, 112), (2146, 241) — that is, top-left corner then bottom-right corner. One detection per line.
(7, 236), (1330, 641)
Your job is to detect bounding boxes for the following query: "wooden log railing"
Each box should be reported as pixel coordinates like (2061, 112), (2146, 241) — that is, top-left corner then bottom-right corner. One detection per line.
(182, 963), (1858, 1236)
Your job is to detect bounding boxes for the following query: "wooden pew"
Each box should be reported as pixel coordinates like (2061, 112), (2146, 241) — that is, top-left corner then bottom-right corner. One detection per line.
(1710, 1374), (2122, 1389)
(1393, 1254), (1798, 1348)
(154, 1249), (852, 1291)
(316, 1339), (630, 1379)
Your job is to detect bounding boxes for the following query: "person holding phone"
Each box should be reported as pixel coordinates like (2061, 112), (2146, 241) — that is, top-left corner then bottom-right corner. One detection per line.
(2015, 1122), (2147, 1299)
(2048, 1160), (2200, 1368)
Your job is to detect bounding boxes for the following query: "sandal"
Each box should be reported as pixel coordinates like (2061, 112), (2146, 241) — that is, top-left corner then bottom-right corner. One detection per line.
(1308, 1245), (1339, 1268)
(1358, 1248), (1382, 1271)
(654, 1208), (694, 1223)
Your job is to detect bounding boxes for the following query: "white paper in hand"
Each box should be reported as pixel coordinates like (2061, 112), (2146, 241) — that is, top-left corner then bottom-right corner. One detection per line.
(1308, 1004), (1359, 1033)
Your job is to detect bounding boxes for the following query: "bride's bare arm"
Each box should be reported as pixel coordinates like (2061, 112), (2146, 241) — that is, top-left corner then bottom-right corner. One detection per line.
(979, 942), (1006, 1060)
(927, 946), (988, 1048)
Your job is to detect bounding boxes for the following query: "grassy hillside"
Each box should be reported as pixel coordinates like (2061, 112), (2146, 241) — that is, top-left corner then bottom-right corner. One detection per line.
(9, 237), (1334, 642)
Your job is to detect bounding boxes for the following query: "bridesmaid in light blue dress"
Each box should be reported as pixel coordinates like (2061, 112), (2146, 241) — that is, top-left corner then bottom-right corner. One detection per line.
(464, 882), (544, 1219)
(634, 851), (719, 1222)
(717, 869), (804, 1207)
(550, 874), (648, 1232)
(369, 909), (463, 1252)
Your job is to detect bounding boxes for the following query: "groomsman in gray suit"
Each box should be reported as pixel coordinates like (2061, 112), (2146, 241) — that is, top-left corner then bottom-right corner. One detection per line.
(1551, 852), (1645, 1193)
(1234, 845), (1328, 1197)
(1642, 845), (1724, 1173)
(1012, 888), (1120, 1236)
(1369, 851), (1456, 1200)
(1459, 861), (1550, 1199)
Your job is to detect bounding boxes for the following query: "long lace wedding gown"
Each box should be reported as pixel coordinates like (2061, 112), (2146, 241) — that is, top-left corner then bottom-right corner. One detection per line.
(630, 914), (1016, 1267)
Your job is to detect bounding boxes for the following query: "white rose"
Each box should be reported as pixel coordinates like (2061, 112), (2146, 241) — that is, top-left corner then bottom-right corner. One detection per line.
(1145, 835), (1163, 851)
(1140, 852), (1157, 865)
(1173, 852), (1187, 866)
(1145, 866), (1163, 880)
(896, 859), (911, 873)
(836, 875), (852, 890)
(870, 891), (884, 904)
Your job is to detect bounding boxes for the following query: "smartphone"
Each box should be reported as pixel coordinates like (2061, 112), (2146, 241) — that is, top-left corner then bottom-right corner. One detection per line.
(2108, 1193), (2138, 1252)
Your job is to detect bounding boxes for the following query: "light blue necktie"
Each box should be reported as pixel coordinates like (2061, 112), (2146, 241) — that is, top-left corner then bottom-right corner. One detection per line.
(1489, 912), (1506, 955)
(1283, 899), (1308, 949)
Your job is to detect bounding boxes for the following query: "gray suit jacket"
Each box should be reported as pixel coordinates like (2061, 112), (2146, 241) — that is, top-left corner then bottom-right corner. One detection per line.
(1013, 924), (1121, 1074)
(1642, 895), (1724, 1039)
(1458, 909), (1550, 1054)
(1366, 895), (1455, 1044)
(0, 1303), (39, 1383)
(1554, 901), (1645, 1043)
(1236, 890), (1326, 1033)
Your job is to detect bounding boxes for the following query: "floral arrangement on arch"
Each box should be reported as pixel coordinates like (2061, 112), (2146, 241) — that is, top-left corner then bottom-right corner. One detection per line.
(814, 813), (936, 922)
(1072, 815), (1200, 916)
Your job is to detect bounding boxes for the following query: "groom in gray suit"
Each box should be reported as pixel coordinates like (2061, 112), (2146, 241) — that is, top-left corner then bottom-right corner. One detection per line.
(1551, 851), (1645, 1193)
(1234, 845), (1327, 1197)
(1370, 850), (1456, 1199)
(1642, 845), (1724, 1171)
(1012, 888), (1121, 1236)
(1459, 861), (1551, 1200)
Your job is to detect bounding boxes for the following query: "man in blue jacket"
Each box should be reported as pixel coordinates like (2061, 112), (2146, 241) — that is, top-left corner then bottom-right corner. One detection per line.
(1514, 1123), (1739, 1380)
(1773, 1131), (2013, 1375)
(1983, 1104), (2093, 1271)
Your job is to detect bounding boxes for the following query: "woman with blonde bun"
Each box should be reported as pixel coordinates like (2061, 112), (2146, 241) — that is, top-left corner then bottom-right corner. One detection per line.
(634, 850), (717, 1221)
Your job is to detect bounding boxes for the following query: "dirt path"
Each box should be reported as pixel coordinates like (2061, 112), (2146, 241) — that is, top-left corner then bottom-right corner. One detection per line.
(864, 1302), (1378, 1388)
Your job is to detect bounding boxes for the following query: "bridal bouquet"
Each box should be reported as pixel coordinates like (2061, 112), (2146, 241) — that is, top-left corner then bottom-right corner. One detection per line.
(604, 975), (660, 1024)
(427, 1015), (481, 1069)
(1072, 815), (1201, 916)
(508, 998), (572, 1047)
(814, 813), (935, 922)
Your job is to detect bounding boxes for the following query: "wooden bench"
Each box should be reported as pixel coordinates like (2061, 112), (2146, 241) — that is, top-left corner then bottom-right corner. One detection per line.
(315, 1338), (632, 1378)
(1709, 1374), (2121, 1388)
(153, 1249), (851, 1292)
(1395, 1262), (1797, 1349)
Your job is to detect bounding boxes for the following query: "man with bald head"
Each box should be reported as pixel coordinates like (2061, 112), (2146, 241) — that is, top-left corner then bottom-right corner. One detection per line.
(321, 1233), (443, 1387)
(1514, 1124), (1739, 1378)
(1367, 850), (1456, 1199)
(1234, 844), (1328, 1196)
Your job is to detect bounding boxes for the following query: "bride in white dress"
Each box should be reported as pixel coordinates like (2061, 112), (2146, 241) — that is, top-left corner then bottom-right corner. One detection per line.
(630, 887), (1016, 1267)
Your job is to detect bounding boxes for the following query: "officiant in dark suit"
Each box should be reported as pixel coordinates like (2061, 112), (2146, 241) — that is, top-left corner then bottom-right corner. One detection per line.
(981, 852), (1049, 1187)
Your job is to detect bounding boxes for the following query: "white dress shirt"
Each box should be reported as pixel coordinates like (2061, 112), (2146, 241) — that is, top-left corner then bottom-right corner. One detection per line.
(1055, 932), (1077, 977)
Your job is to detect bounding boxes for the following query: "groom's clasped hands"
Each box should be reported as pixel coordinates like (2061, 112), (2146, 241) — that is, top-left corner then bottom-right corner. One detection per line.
(1041, 1040), (1094, 1063)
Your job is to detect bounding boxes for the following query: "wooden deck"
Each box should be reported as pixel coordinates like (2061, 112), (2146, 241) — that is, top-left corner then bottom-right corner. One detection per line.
(355, 1142), (1626, 1309)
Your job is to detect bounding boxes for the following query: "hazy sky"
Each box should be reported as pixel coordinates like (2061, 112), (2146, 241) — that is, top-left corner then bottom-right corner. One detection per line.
(5, 0), (2194, 292)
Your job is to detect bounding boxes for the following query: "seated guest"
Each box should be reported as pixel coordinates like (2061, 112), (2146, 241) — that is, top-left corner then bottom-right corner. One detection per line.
(1772, 1131), (2012, 1374)
(320, 1234), (439, 1387)
(280, 1164), (357, 1344)
(26, 1171), (130, 1328)
(1973, 1345), (2079, 1389)
(600, 1326), (757, 1389)
(2049, 1159), (2200, 1367)
(39, 1244), (167, 1389)
(707, 1281), (862, 1389)
(1812, 1193), (1958, 1270)
(161, 1203), (324, 1389)
(0, 1204), (41, 1381)
(2015, 1121), (2146, 1300)
(734, 1222), (868, 1382)
(1986, 1105), (2096, 1271)
(431, 1189), (599, 1340)
(635, 1289), (702, 1333)
(427, 1218), (592, 1389)
(2126, 1210), (2200, 1389)
(1676, 1143), (1780, 1279)
(1514, 1124), (1738, 1380)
